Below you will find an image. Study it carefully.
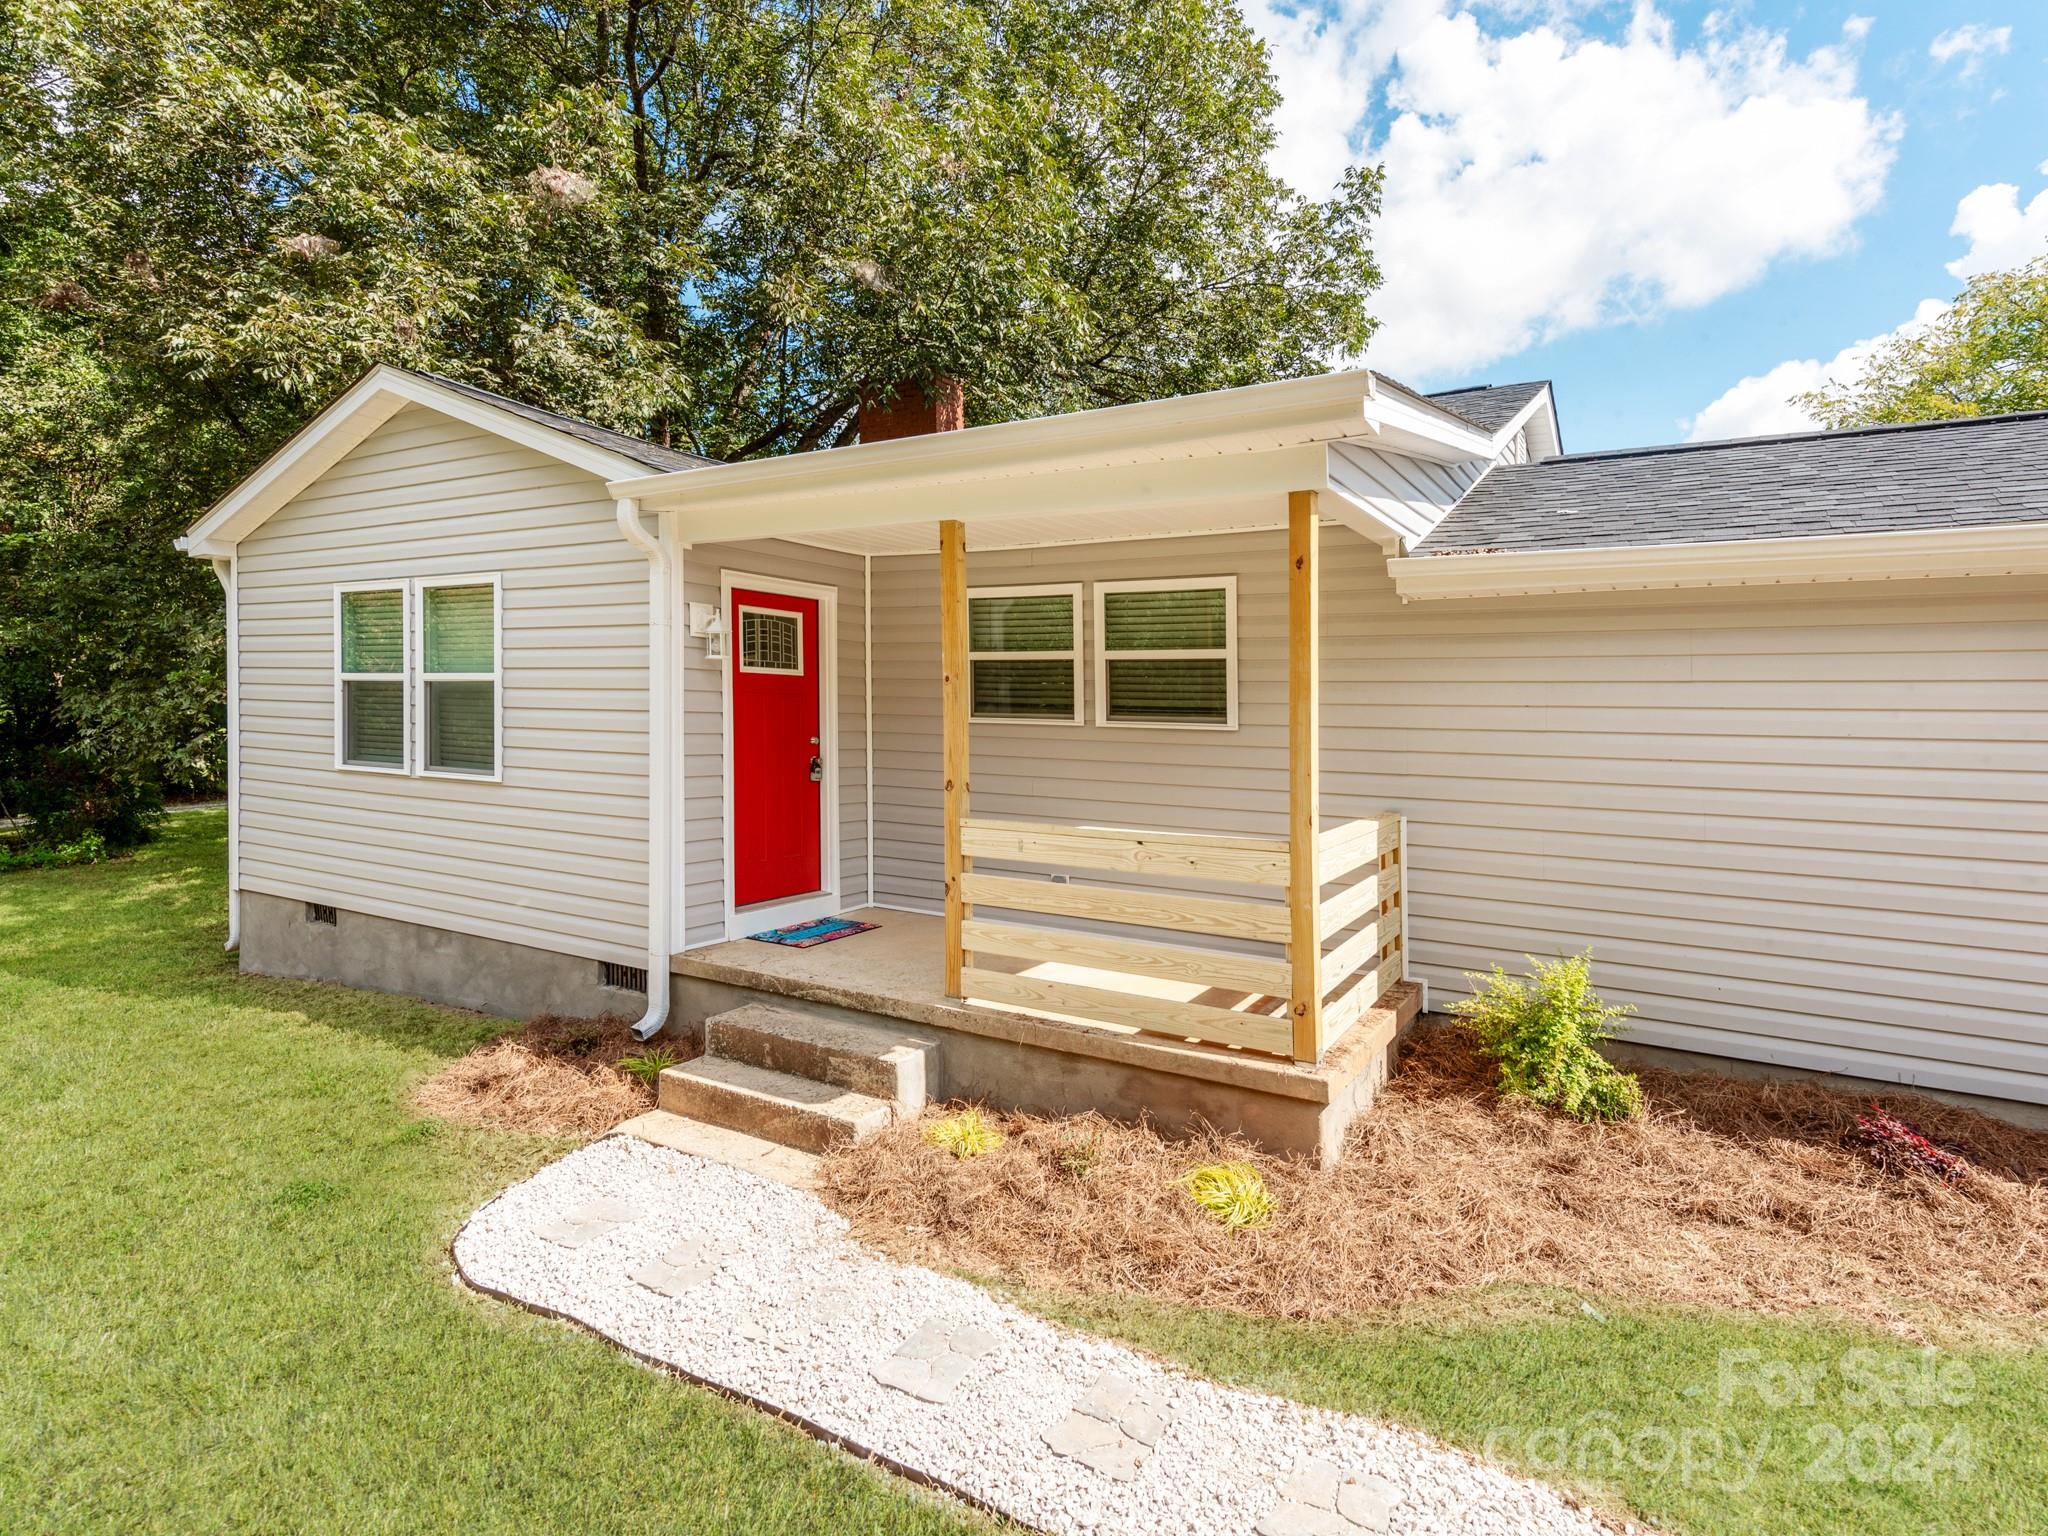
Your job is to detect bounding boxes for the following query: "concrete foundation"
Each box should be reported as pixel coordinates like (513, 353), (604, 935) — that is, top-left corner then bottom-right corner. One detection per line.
(239, 890), (647, 1022)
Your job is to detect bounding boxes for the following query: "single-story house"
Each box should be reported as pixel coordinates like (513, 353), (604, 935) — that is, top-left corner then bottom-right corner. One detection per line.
(178, 366), (2048, 1158)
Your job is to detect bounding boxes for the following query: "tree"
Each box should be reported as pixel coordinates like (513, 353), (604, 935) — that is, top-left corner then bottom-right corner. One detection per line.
(1, 0), (1385, 845)
(1798, 256), (2048, 429)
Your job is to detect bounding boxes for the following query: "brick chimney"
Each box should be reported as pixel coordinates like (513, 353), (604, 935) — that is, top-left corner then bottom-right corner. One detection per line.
(857, 376), (965, 442)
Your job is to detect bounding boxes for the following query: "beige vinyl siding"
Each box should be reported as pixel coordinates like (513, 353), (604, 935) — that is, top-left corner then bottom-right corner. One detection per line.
(680, 540), (868, 946)
(869, 523), (2048, 1104)
(236, 405), (651, 964)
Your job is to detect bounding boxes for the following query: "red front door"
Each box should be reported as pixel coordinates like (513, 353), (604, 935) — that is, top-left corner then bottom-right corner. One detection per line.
(732, 588), (823, 908)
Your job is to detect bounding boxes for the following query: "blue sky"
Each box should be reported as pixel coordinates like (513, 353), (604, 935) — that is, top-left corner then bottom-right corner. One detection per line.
(1242, 2), (2048, 450)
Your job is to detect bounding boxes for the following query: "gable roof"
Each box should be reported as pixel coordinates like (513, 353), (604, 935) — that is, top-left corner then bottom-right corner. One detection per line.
(1424, 381), (1552, 433)
(1413, 409), (2048, 556)
(179, 365), (715, 557)
(418, 372), (715, 473)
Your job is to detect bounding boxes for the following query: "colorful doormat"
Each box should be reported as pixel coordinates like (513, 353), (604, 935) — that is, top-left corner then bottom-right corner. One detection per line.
(746, 916), (879, 948)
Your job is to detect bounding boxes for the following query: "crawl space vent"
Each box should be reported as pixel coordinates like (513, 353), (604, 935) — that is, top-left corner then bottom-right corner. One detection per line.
(600, 961), (648, 993)
(305, 903), (338, 926)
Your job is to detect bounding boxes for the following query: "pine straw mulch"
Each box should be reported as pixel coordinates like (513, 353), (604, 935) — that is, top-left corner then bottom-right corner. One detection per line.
(411, 1014), (661, 1138)
(819, 1024), (2048, 1334)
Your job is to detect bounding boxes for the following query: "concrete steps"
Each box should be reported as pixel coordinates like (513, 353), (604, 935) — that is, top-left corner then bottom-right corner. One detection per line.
(659, 1003), (937, 1154)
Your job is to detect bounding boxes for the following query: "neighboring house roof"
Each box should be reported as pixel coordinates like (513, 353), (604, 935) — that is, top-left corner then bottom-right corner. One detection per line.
(1424, 381), (1553, 433)
(1414, 409), (2048, 555)
(418, 372), (716, 473)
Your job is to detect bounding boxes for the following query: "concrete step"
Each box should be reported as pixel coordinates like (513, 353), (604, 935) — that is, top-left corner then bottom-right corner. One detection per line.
(658, 1056), (895, 1154)
(705, 1002), (933, 1114)
(612, 1109), (821, 1189)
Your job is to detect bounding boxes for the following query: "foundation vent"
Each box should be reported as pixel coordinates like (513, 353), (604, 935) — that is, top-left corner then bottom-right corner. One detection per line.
(600, 961), (648, 993)
(305, 902), (338, 926)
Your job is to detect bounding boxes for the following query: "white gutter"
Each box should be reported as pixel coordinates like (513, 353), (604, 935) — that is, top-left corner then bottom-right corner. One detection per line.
(210, 558), (241, 952)
(614, 496), (675, 1041)
(1388, 519), (2048, 601)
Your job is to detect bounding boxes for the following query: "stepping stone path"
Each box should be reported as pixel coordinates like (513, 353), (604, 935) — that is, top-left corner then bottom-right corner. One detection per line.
(1257, 1458), (1402, 1535)
(535, 1197), (641, 1248)
(629, 1237), (718, 1297)
(871, 1318), (1004, 1404)
(455, 1135), (1644, 1536)
(1042, 1370), (1175, 1481)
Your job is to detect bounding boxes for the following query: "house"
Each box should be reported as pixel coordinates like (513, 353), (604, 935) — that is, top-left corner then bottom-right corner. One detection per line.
(178, 366), (2048, 1159)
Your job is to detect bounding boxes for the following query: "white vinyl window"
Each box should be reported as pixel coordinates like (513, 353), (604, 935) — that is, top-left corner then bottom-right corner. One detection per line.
(335, 584), (409, 773)
(333, 575), (501, 779)
(416, 576), (502, 778)
(968, 584), (1082, 723)
(1093, 576), (1237, 729)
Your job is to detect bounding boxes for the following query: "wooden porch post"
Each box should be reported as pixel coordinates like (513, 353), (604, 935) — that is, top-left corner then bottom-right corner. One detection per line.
(1288, 490), (1323, 1062)
(941, 519), (970, 998)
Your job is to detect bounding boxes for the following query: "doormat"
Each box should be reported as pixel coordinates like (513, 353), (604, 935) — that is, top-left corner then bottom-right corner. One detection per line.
(747, 917), (879, 948)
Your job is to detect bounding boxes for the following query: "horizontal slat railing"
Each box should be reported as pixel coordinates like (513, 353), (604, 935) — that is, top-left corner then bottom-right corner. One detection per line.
(960, 817), (1292, 886)
(1317, 814), (1405, 1040)
(951, 813), (1405, 1063)
(956, 815), (1294, 1056)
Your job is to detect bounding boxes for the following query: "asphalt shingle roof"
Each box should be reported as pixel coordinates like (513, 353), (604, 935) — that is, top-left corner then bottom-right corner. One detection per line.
(419, 371), (718, 472)
(1413, 410), (2048, 555)
(1423, 381), (1551, 433)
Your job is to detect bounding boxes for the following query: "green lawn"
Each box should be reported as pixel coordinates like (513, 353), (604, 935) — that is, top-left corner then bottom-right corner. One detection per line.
(0, 812), (989, 1535)
(4, 815), (2040, 1536)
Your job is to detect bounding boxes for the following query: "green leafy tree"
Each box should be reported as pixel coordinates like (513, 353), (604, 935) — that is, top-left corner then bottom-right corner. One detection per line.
(1798, 256), (2048, 428)
(0, 0), (1384, 846)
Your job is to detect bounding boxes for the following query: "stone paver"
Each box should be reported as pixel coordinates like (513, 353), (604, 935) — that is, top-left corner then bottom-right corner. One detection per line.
(628, 1237), (718, 1297)
(1043, 1369), (1175, 1481)
(1256, 1457), (1402, 1535)
(871, 1318), (1004, 1404)
(536, 1196), (642, 1247)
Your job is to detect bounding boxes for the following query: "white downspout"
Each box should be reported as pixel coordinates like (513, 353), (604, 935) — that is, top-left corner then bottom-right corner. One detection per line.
(210, 557), (241, 953)
(615, 496), (674, 1041)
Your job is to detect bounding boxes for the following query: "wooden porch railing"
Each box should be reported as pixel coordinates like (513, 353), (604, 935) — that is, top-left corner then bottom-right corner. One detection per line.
(952, 814), (1403, 1062)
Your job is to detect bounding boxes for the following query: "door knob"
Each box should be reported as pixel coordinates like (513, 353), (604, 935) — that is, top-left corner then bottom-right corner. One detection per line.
(808, 755), (824, 783)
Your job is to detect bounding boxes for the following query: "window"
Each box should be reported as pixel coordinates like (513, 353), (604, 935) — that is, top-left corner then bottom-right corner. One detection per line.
(333, 575), (501, 778)
(1094, 577), (1237, 729)
(738, 606), (803, 674)
(337, 584), (408, 771)
(418, 578), (500, 777)
(968, 584), (1082, 722)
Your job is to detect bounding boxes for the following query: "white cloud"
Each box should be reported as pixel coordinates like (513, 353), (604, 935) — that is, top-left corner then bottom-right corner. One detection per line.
(1946, 179), (2048, 278)
(1245, 4), (1900, 379)
(1683, 299), (1947, 441)
(1928, 23), (2012, 77)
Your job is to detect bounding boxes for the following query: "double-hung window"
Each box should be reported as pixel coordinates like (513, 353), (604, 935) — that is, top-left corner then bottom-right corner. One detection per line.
(968, 584), (1082, 722)
(1093, 576), (1237, 729)
(334, 575), (502, 778)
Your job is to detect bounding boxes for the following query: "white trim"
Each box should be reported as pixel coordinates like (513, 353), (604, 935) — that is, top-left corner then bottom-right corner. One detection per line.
(613, 497), (675, 1040)
(414, 573), (505, 782)
(1387, 519), (2048, 600)
(669, 537), (690, 956)
(333, 580), (411, 775)
(211, 558), (241, 952)
(967, 582), (1084, 724)
(1092, 575), (1239, 731)
(719, 568), (842, 942)
(180, 365), (688, 558)
(735, 603), (806, 675)
(864, 553), (876, 913)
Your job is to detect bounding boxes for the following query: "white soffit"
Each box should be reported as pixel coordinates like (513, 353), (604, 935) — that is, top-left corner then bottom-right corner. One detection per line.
(1386, 520), (2048, 600)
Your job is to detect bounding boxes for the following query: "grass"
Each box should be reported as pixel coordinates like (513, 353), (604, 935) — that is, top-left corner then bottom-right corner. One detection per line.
(0, 812), (991, 1535)
(1017, 1267), (2043, 1534)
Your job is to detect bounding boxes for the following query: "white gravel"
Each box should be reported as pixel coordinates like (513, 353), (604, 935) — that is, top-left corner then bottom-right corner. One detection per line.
(453, 1135), (1634, 1536)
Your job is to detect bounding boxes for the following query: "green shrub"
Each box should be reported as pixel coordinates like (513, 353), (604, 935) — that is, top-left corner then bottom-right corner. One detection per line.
(1450, 951), (1643, 1122)
(0, 829), (112, 873)
(616, 1046), (679, 1085)
(1179, 1161), (1275, 1228)
(922, 1108), (1004, 1159)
